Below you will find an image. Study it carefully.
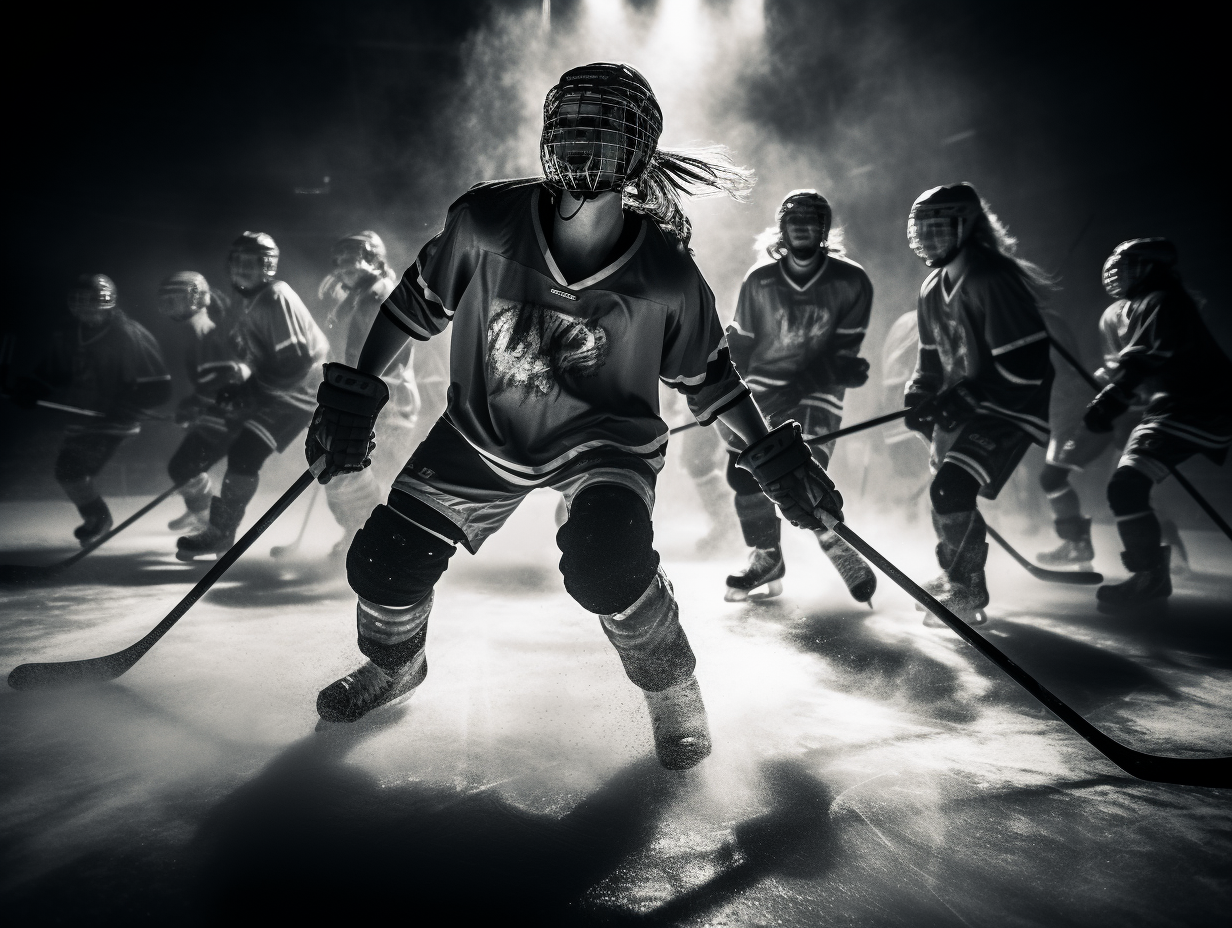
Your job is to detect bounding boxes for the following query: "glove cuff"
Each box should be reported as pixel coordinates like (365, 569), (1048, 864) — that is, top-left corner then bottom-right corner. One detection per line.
(736, 421), (812, 484)
(317, 362), (389, 416)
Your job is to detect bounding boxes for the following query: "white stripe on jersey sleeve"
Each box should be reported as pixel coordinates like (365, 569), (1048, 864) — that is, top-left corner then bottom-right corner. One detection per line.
(990, 330), (1049, 356)
(993, 361), (1044, 386)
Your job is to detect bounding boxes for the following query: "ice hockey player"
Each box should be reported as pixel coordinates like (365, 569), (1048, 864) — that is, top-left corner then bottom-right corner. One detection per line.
(9, 274), (171, 545)
(1076, 239), (1232, 611)
(316, 231), (418, 557)
(157, 271), (247, 534)
(176, 233), (328, 559)
(903, 183), (1054, 626)
(304, 63), (844, 770)
(721, 190), (875, 604)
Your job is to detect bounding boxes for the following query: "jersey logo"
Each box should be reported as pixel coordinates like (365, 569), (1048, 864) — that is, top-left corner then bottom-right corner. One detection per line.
(549, 287), (578, 302)
(486, 298), (609, 400)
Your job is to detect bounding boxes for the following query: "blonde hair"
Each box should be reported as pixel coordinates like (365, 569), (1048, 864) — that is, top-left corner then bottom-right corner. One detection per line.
(623, 145), (755, 247)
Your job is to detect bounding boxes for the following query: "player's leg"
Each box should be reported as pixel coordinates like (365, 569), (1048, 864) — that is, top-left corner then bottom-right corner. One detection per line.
(53, 430), (127, 546)
(723, 450), (785, 601)
(175, 427), (274, 557)
(1036, 426), (1112, 567)
(165, 425), (231, 533)
(922, 461), (989, 626)
(803, 411), (876, 604)
(557, 482), (709, 769)
(681, 424), (737, 554)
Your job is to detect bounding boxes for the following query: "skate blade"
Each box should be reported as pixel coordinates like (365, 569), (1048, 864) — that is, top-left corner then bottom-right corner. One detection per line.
(922, 608), (987, 628)
(175, 549), (221, 563)
(724, 579), (783, 603)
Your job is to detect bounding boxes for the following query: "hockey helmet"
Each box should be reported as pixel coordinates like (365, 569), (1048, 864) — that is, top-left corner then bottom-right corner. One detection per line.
(158, 271), (210, 322)
(332, 230), (387, 268)
(229, 231), (279, 292)
(541, 62), (663, 194)
(68, 273), (118, 325)
(778, 189), (832, 244)
(908, 183), (983, 267)
(1101, 238), (1178, 299)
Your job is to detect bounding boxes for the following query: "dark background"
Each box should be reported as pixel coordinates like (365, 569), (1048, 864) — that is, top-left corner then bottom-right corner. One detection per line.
(1, 0), (1227, 509)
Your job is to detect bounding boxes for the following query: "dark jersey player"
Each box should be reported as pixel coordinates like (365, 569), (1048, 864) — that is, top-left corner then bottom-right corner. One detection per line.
(722, 190), (876, 605)
(10, 275), (171, 544)
(304, 63), (845, 771)
(904, 183), (1054, 626)
(318, 231), (417, 557)
(1075, 239), (1231, 611)
(176, 232), (328, 559)
(157, 271), (247, 534)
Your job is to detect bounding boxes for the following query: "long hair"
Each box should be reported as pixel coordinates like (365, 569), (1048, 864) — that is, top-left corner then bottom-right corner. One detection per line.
(622, 145), (755, 248)
(967, 199), (1054, 293)
(755, 224), (847, 261)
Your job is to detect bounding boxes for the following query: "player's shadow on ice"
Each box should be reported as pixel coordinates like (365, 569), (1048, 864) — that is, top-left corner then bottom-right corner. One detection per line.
(189, 723), (839, 925)
(0, 549), (205, 589)
(749, 602), (980, 725)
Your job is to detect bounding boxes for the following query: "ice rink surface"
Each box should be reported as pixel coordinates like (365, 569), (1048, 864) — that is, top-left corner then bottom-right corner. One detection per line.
(1, 474), (1230, 926)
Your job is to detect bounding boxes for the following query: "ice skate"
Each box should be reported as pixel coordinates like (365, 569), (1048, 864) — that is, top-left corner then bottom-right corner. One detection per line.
(644, 675), (712, 770)
(73, 502), (113, 547)
(921, 576), (989, 627)
(1037, 516), (1095, 570)
(176, 523), (235, 560)
(316, 649), (427, 723)
(818, 529), (876, 605)
(921, 524), (989, 628)
(725, 545), (784, 602)
(167, 507), (209, 534)
(1097, 547), (1171, 614)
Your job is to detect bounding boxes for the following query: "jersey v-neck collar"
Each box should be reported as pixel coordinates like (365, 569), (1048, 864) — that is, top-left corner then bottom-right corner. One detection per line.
(941, 268), (968, 303)
(778, 254), (829, 293)
(531, 186), (647, 291)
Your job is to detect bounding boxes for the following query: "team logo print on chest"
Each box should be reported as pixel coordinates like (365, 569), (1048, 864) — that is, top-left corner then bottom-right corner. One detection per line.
(486, 298), (610, 399)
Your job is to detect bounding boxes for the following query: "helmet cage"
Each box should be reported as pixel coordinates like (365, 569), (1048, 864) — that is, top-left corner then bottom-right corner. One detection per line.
(68, 275), (118, 323)
(541, 66), (662, 194)
(1101, 238), (1177, 299)
(159, 273), (209, 321)
(908, 204), (973, 266)
(778, 191), (833, 243)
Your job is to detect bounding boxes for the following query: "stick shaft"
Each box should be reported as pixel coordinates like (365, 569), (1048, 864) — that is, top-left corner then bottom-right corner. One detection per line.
(668, 408), (910, 445)
(59, 483), (184, 568)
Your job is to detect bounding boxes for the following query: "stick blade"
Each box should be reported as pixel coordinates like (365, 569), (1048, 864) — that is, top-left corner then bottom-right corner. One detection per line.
(1028, 567), (1104, 585)
(8, 653), (135, 690)
(1116, 751), (1232, 789)
(269, 543), (299, 559)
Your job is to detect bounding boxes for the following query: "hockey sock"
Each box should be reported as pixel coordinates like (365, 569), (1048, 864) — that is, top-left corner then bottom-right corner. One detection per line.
(933, 508), (986, 571)
(734, 491), (780, 549)
(1115, 512), (1164, 569)
(356, 593), (432, 672)
(60, 475), (101, 508)
(599, 569), (696, 692)
(210, 471), (260, 533)
(1040, 464), (1083, 521)
(178, 473), (212, 512)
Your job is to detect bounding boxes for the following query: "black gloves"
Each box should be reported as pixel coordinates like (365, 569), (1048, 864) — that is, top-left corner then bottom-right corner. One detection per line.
(1083, 384), (1132, 434)
(904, 390), (936, 441)
(736, 421), (844, 531)
(305, 362), (389, 483)
(214, 379), (258, 413)
(831, 355), (870, 388)
(905, 380), (985, 439)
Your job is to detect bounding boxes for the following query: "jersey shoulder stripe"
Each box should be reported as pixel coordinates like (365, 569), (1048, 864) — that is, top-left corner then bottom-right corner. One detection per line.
(920, 269), (943, 300)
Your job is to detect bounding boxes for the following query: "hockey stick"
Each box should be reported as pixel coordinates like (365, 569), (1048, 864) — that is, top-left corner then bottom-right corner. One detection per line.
(1048, 337), (1232, 543)
(668, 408), (910, 444)
(0, 482), (187, 582)
(828, 519), (1232, 787)
(270, 481), (320, 558)
(986, 523), (1103, 585)
(7, 459), (325, 689)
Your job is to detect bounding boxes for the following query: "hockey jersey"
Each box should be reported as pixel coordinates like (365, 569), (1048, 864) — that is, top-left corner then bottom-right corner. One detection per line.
(229, 280), (328, 411)
(1095, 285), (1232, 438)
(327, 270), (418, 417)
(379, 179), (749, 485)
(185, 291), (244, 402)
(38, 310), (171, 434)
(727, 254), (872, 419)
(909, 257), (1053, 443)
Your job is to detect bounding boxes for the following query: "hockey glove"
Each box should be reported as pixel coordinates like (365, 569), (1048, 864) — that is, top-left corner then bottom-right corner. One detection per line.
(305, 362), (388, 484)
(933, 379), (985, 431)
(831, 354), (870, 388)
(1083, 384), (1131, 434)
(736, 420), (844, 531)
(904, 391), (937, 441)
(214, 379), (258, 413)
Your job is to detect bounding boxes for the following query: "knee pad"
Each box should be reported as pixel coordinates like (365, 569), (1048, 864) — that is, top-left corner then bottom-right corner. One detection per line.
(557, 484), (660, 614)
(930, 462), (981, 515)
(1107, 466), (1153, 516)
(725, 451), (762, 495)
(226, 429), (275, 476)
(347, 504), (455, 608)
(1038, 464), (1071, 494)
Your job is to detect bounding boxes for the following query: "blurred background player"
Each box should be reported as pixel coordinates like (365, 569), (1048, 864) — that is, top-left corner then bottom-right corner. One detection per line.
(176, 232), (328, 559)
(317, 231), (416, 557)
(1077, 238), (1232, 612)
(8, 274), (170, 545)
(303, 63), (844, 770)
(878, 308), (930, 519)
(904, 183), (1054, 626)
(721, 190), (875, 604)
(157, 271), (247, 534)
